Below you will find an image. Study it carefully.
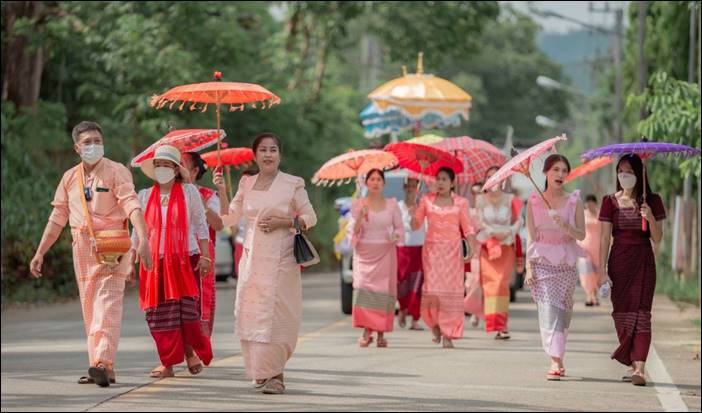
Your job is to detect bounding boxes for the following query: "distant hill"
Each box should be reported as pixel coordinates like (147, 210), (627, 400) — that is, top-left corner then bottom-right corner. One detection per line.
(537, 29), (612, 95)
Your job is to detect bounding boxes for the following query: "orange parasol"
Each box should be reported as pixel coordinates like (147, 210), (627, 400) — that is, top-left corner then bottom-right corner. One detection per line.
(149, 71), (280, 166)
(565, 157), (613, 184)
(312, 149), (398, 187)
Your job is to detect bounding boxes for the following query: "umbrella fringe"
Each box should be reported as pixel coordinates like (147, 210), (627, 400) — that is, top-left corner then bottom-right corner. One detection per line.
(190, 102), (198, 111)
(149, 95), (161, 108)
(179, 101), (187, 111)
(201, 103), (208, 112)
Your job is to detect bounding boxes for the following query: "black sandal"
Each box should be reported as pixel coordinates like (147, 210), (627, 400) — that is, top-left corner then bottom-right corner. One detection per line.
(88, 365), (110, 387)
(78, 376), (116, 384)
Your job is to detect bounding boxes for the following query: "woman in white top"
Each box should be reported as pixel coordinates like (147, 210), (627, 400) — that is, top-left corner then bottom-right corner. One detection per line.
(133, 145), (213, 379)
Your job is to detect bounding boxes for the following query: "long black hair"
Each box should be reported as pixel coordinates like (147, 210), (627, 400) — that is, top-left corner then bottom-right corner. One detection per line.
(616, 154), (653, 205)
(542, 154), (571, 191)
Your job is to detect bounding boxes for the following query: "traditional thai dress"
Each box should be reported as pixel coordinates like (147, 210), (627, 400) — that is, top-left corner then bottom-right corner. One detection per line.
(348, 198), (404, 333)
(197, 185), (220, 337)
(137, 182), (213, 368)
(577, 209), (602, 299)
(415, 193), (474, 339)
(397, 199), (425, 322)
(221, 172), (317, 380)
(527, 190), (585, 359)
(476, 193), (522, 332)
(48, 158), (142, 368)
(599, 193), (665, 366)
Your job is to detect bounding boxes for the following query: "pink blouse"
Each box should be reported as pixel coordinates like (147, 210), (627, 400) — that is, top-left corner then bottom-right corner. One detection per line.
(414, 193), (474, 243)
(348, 198), (404, 248)
(527, 190), (585, 266)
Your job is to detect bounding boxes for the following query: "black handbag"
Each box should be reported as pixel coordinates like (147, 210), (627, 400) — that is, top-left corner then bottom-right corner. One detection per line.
(460, 228), (471, 263)
(293, 217), (319, 267)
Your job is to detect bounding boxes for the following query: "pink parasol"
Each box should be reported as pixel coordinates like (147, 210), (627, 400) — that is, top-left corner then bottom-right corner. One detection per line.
(482, 134), (567, 208)
(312, 149), (398, 187)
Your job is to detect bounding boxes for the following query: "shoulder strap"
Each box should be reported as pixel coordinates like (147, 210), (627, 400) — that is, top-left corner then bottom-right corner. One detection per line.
(76, 165), (96, 241)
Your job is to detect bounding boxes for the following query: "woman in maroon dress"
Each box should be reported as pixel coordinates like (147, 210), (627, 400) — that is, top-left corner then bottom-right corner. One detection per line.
(598, 154), (665, 387)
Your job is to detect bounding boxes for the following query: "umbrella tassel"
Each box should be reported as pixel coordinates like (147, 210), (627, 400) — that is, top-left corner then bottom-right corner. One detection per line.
(251, 102), (258, 109)
(168, 100), (177, 110)
(178, 101), (186, 111)
(201, 103), (208, 113)
(190, 102), (198, 111)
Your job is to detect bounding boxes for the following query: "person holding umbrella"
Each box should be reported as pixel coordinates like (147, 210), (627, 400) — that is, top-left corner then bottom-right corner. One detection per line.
(410, 167), (476, 349)
(134, 145), (213, 379)
(597, 154), (665, 386)
(524, 154), (585, 381)
(182, 151), (224, 338)
(348, 169), (404, 347)
(475, 166), (523, 340)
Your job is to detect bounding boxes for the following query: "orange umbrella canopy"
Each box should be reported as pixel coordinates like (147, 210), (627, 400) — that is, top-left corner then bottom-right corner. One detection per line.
(565, 157), (613, 184)
(312, 149), (399, 186)
(150, 81), (280, 111)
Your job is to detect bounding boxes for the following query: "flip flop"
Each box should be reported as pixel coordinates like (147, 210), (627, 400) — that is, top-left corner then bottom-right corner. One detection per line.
(186, 355), (203, 375)
(546, 370), (562, 381)
(88, 365), (110, 387)
(150, 366), (174, 378)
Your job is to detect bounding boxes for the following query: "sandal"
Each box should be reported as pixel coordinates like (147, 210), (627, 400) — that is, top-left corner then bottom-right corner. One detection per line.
(631, 373), (646, 386)
(377, 337), (388, 348)
(88, 364), (110, 387)
(546, 369), (562, 381)
(358, 336), (373, 347)
(78, 376), (116, 384)
(495, 331), (511, 340)
(149, 365), (174, 378)
(559, 367), (566, 377)
(442, 338), (454, 349)
(409, 324), (424, 331)
(261, 377), (285, 394)
(186, 355), (203, 375)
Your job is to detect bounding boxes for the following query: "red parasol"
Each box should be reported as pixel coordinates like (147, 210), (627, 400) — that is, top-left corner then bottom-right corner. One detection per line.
(201, 147), (254, 169)
(130, 129), (225, 167)
(384, 141), (463, 177)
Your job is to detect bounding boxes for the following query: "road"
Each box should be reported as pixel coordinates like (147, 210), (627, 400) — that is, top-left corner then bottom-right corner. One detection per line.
(2, 272), (699, 411)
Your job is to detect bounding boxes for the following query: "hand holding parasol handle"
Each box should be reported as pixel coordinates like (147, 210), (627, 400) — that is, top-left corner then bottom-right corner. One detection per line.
(641, 160), (647, 232)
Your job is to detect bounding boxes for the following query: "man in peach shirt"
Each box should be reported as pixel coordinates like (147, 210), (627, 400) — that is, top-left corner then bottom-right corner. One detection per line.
(29, 121), (153, 387)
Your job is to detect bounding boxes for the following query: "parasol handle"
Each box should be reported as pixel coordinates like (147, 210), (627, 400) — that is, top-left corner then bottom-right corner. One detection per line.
(525, 170), (553, 210)
(641, 161), (647, 232)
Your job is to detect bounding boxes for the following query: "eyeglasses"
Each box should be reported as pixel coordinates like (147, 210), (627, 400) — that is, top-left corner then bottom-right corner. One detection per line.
(84, 186), (92, 202)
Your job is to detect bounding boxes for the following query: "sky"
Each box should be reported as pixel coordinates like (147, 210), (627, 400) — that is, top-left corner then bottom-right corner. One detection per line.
(505, 1), (629, 34)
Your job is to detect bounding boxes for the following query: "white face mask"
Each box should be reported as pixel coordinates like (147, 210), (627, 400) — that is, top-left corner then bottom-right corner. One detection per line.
(80, 144), (104, 165)
(618, 172), (637, 189)
(154, 167), (176, 184)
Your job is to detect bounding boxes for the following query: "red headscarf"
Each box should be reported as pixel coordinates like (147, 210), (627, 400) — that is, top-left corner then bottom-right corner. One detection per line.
(139, 182), (199, 310)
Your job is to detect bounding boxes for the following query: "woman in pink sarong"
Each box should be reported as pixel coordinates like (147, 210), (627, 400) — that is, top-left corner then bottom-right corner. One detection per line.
(348, 169), (404, 348)
(215, 133), (317, 395)
(577, 194), (602, 306)
(525, 154), (585, 381)
(410, 167), (476, 349)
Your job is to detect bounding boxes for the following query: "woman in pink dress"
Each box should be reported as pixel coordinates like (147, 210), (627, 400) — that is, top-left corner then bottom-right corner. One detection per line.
(348, 169), (404, 348)
(525, 154), (585, 381)
(410, 167), (476, 349)
(577, 194), (601, 306)
(214, 133), (317, 395)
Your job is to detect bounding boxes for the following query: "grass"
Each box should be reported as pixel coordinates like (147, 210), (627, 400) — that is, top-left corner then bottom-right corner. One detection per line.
(655, 248), (700, 306)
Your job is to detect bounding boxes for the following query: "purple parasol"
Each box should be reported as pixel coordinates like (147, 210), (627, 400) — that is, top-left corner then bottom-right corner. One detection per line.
(582, 140), (700, 161)
(581, 137), (700, 231)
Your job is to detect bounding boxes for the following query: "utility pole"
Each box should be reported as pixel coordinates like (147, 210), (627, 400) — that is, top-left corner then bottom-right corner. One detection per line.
(589, 2), (624, 142)
(637, 1), (648, 120)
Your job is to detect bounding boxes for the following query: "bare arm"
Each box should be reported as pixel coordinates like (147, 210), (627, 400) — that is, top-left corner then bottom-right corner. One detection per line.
(599, 221), (613, 286)
(206, 208), (224, 231)
(29, 221), (64, 277)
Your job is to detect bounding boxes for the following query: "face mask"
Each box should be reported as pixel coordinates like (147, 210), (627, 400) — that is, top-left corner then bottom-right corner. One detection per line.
(80, 144), (104, 165)
(154, 167), (176, 184)
(618, 172), (637, 189)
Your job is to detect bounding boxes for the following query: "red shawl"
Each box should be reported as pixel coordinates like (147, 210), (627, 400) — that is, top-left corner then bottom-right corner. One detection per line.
(139, 182), (199, 310)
